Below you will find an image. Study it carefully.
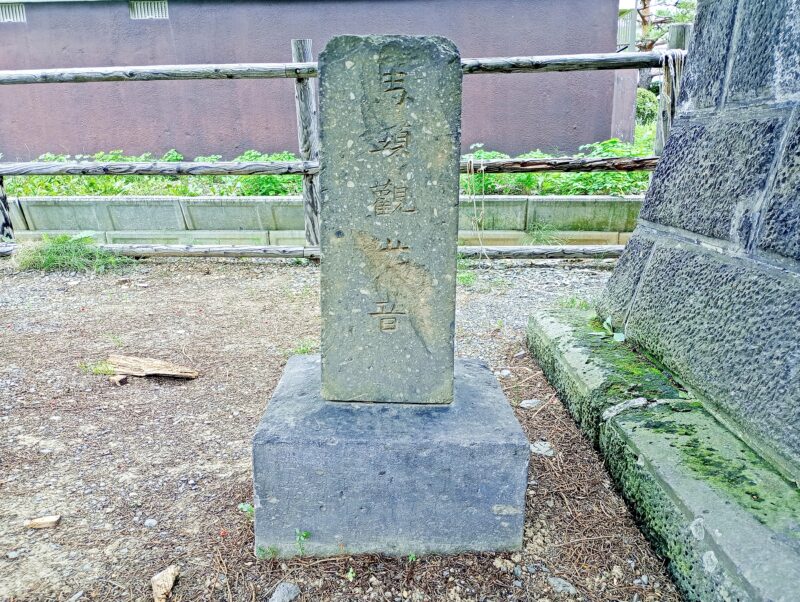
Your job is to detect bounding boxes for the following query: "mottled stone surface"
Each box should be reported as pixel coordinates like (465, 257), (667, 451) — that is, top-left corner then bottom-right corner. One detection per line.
(318, 35), (462, 403)
(252, 355), (530, 556)
(640, 111), (787, 242)
(600, 0), (800, 478)
(623, 243), (800, 473)
(596, 232), (654, 326)
(757, 113), (800, 261)
(678, 0), (738, 110)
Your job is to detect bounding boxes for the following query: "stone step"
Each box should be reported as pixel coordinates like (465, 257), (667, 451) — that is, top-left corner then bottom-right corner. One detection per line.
(527, 308), (800, 602)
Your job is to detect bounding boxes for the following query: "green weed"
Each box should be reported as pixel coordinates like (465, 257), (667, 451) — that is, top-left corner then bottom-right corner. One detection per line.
(16, 235), (133, 273)
(291, 339), (317, 355)
(558, 296), (593, 311)
(237, 502), (255, 520)
(295, 529), (311, 555)
(79, 360), (115, 376)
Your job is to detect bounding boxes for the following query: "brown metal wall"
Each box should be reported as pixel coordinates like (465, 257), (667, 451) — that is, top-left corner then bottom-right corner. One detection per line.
(0, 0), (630, 160)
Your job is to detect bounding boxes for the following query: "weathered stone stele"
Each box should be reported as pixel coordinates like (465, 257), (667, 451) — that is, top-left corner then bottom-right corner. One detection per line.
(318, 35), (462, 404)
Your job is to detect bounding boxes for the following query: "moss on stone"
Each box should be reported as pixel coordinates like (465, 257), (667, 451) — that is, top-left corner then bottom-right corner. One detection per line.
(620, 404), (800, 534)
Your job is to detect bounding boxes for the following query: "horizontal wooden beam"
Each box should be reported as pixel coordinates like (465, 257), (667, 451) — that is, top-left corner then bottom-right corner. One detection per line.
(0, 63), (318, 85)
(462, 156), (659, 173)
(0, 155), (657, 177)
(461, 51), (667, 74)
(0, 161), (318, 176)
(0, 243), (624, 260)
(0, 52), (674, 86)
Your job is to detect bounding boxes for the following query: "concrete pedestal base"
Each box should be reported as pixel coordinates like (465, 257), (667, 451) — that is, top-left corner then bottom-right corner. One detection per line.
(252, 355), (530, 557)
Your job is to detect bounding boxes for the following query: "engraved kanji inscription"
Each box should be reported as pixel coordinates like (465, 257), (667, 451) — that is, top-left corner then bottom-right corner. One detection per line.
(370, 179), (417, 215)
(369, 299), (407, 332)
(381, 69), (407, 105)
(369, 125), (411, 157)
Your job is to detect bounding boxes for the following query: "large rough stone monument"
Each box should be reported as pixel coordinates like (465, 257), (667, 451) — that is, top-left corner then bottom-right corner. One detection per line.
(252, 35), (529, 556)
(528, 2), (800, 600)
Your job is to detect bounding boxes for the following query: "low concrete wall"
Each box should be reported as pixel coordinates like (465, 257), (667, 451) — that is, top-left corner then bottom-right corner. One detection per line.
(9, 195), (643, 246)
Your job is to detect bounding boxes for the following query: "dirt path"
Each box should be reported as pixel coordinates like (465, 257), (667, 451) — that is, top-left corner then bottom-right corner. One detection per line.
(0, 258), (680, 601)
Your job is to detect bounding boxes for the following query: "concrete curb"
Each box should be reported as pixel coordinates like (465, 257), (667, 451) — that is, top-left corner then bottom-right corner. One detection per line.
(527, 308), (800, 602)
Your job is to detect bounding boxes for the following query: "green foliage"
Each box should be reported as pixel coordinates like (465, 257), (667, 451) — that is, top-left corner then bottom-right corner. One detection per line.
(8, 129), (656, 200)
(345, 567), (356, 582)
(237, 502), (255, 520)
(5, 149), (302, 197)
(558, 296), (592, 311)
(16, 234), (133, 273)
(456, 269), (476, 287)
(461, 129), (655, 197)
(255, 545), (278, 561)
(295, 529), (311, 555)
(78, 360), (115, 376)
(407, 553), (417, 563)
(636, 88), (659, 124)
(291, 339), (317, 355)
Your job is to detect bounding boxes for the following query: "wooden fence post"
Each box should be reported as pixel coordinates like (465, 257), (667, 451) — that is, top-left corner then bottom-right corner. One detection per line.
(654, 24), (692, 155)
(292, 39), (321, 247)
(0, 176), (13, 241)
(668, 23), (693, 52)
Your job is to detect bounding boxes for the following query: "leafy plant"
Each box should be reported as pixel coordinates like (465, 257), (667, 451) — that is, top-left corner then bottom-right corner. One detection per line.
(16, 234), (133, 273)
(407, 553), (417, 563)
(558, 296), (592, 311)
(291, 339), (317, 355)
(237, 502), (255, 520)
(345, 567), (356, 582)
(636, 88), (659, 124)
(255, 545), (278, 561)
(295, 529), (311, 555)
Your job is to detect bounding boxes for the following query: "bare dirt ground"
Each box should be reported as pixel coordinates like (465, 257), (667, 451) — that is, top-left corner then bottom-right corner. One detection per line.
(0, 257), (680, 602)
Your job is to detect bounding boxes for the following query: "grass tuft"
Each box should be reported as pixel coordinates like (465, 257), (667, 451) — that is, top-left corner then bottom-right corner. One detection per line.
(16, 235), (134, 273)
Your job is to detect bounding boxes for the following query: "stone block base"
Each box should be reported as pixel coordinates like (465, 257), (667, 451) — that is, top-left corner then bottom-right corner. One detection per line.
(252, 355), (529, 557)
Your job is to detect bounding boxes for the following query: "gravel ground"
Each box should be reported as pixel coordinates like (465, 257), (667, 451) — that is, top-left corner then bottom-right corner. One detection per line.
(0, 256), (680, 602)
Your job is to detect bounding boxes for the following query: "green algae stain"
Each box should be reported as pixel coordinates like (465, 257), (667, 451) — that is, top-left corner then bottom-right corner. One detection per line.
(628, 407), (800, 534)
(561, 309), (683, 401)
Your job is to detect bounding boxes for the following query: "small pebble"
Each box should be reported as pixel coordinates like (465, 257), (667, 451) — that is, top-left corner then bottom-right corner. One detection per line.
(548, 576), (577, 595)
(513, 565), (522, 578)
(513, 580), (523, 588)
(519, 399), (543, 410)
(6, 551), (19, 559)
(269, 581), (300, 602)
(144, 518), (157, 528)
(530, 440), (555, 457)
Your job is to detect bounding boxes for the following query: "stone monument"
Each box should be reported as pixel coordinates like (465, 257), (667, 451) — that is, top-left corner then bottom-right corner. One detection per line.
(252, 35), (529, 556)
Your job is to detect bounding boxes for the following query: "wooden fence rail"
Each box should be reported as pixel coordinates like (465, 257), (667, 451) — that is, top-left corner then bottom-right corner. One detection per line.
(0, 45), (680, 251)
(0, 155), (659, 177)
(0, 51), (671, 85)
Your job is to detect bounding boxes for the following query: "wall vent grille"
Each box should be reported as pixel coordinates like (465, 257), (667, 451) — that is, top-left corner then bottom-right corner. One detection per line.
(129, 1), (169, 20)
(0, 3), (26, 23)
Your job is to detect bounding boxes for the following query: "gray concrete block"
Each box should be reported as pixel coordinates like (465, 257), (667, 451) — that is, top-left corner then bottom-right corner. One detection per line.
(269, 199), (305, 230)
(458, 196), (527, 231)
(252, 355), (529, 557)
(757, 113), (800, 261)
(527, 196), (642, 233)
(679, 0), (738, 110)
(318, 35), (462, 404)
(180, 197), (282, 230)
(105, 230), (190, 244)
(14, 230), (107, 243)
(19, 197), (115, 231)
(268, 230), (306, 246)
(7, 198), (28, 231)
(725, 0), (789, 103)
(187, 230), (270, 245)
(105, 198), (186, 230)
(625, 241), (800, 477)
(640, 111), (787, 241)
(597, 231), (655, 326)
